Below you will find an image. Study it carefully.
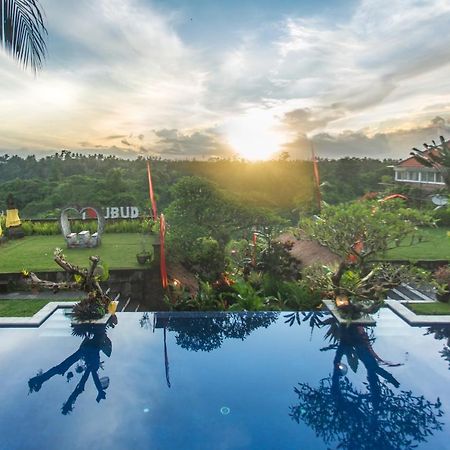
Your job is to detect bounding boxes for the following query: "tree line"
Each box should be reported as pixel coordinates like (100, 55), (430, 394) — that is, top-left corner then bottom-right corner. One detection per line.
(0, 152), (395, 219)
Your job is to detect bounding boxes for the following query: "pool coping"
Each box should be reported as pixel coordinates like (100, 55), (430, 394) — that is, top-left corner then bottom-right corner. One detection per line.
(322, 299), (377, 325)
(0, 302), (77, 328)
(385, 300), (450, 325)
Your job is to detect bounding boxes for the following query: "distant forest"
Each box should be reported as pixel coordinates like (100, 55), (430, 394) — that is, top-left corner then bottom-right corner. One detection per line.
(0, 152), (395, 219)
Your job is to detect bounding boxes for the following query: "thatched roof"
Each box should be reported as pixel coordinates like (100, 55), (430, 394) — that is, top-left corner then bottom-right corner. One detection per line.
(278, 232), (341, 268)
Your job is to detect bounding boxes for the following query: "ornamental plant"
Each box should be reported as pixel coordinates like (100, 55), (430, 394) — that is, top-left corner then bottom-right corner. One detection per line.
(433, 265), (450, 302)
(23, 249), (112, 321)
(299, 200), (434, 317)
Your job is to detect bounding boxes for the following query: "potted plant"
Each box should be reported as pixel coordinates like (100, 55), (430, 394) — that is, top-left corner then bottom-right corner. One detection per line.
(136, 234), (153, 265)
(23, 248), (114, 323)
(433, 265), (450, 302)
(136, 219), (154, 264)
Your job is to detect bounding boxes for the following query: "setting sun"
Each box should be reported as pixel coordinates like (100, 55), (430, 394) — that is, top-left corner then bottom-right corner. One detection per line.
(224, 110), (286, 160)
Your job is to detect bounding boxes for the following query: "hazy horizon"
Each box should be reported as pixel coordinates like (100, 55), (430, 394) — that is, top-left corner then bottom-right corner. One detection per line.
(1, 0), (450, 161)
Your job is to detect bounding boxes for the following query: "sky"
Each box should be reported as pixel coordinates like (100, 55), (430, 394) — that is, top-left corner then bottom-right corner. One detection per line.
(1, 0), (450, 160)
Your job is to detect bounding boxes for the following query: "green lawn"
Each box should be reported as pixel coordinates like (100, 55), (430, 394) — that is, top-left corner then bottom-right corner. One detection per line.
(405, 301), (450, 315)
(0, 299), (75, 317)
(382, 228), (450, 261)
(0, 233), (155, 273)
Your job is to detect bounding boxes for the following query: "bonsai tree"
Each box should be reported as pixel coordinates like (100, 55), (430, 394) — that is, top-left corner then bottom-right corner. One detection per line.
(299, 200), (434, 317)
(23, 248), (112, 321)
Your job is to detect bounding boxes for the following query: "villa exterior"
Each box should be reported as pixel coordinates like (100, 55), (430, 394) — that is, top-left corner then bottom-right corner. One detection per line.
(394, 149), (445, 190)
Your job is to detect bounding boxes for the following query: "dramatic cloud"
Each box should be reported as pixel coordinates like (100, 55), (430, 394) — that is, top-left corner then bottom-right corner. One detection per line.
(0, 0), (450, 159)
(152, 128), (233, 157)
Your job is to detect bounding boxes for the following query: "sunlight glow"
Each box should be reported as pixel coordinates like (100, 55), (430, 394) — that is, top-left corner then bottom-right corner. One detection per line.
(224, 110), (286, 160)
(27, 79), (77, 109)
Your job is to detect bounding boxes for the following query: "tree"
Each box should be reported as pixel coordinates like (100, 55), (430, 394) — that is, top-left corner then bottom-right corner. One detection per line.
(299, 200), (434, 317)
(0, 0), (47, 71)
(411, 135), (450, 191)
(277, 151), (290, 161)
(165, 176), (285, 278)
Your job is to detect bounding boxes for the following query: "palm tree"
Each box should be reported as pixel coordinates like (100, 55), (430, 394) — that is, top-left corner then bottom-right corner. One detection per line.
(0, 0), (47, 72)
(410, 135), (450, 191)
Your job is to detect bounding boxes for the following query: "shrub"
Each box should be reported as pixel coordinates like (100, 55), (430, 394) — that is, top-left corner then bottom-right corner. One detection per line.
(434, 206), (450, 227)
(262, 275), (322, 310)
(19, 219), (150, 236)
(433, 265), (450, 302)
(188, 237), (224, 280)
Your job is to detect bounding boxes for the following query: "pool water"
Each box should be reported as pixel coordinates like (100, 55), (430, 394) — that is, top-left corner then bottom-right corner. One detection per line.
(0, 309), (449, 450)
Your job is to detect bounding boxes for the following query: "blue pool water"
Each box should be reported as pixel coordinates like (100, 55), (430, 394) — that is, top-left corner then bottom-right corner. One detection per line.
(0, 309), (449, 450)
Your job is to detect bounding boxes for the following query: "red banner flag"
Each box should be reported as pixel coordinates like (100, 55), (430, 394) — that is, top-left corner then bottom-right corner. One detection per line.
(146, 160), (158, 220)
(160, 214), (168, 289)
(252, 232), (257, 267)
(311, 143), (321, 211)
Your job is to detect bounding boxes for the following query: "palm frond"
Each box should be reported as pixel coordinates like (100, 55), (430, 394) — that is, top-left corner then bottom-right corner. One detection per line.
(409, 152), (433, 168)
(1, 0), (47, 72)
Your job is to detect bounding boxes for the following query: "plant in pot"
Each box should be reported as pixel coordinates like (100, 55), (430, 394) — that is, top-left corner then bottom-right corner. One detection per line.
(433, 265), (450, 302)
(136, 219), (153, 265)
(299, 200), (435, 320)
(304, 263), (429, 320)
(23, 248), (114, 322)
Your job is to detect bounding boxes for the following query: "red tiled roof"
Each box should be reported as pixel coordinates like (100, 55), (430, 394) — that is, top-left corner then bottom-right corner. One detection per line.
(396, 149), (442, 169)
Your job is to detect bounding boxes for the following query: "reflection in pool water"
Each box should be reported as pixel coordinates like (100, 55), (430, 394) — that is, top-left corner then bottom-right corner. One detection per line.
(28, 317), (118, 415)
(0, 309), (446, 449)
(290, 321), (444, 450)
(426, 325), (450, 370)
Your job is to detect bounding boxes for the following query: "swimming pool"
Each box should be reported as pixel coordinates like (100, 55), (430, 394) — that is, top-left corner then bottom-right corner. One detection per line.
(0, 309), (448, 450)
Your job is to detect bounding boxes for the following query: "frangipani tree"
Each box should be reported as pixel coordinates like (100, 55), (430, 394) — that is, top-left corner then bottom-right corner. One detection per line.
(299, 200), (434, 317)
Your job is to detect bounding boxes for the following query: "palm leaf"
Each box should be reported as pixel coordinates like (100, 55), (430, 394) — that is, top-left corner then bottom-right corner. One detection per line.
(1, 0), (47, 72)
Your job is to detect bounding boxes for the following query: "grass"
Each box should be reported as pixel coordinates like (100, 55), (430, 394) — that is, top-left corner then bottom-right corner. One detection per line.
(406, 301), (450, 315)
(0, 299), (75, 317)
(0, 233), (156, 273)
(382, 227), (450, 261)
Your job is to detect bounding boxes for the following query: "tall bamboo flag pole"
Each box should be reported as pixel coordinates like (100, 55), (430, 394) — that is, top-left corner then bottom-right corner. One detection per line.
(252, 231), (257, 267)
(160, 213), (169, 289)
(146, 160), (158, 220)
(146, 160), (168, 289)
(311, 142), (321, 211)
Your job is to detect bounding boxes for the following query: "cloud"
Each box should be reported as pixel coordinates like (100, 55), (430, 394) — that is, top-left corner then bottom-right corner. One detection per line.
(1, 0), (450, 160)
(105, 135), (127, 140)
(282, 116), (450, 159)
(0, 0), (209, 154)
(152, 128), (233, 157)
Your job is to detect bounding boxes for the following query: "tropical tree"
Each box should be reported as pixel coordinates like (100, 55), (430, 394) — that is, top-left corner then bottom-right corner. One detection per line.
(165, 176), (285, 278)
(0, 0), (47, 71)
(411, 135), (450, 191)
(299, 200), (434, 317)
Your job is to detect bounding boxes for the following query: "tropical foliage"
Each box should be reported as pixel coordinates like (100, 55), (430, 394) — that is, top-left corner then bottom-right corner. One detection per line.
(165, 176), (285, 279)
(0, 153), (396, 218)
(22, 249), (112, 321)
(299, 200), (435, 317)
(0, 0), (47, 71)
(411, 135), (450, 190)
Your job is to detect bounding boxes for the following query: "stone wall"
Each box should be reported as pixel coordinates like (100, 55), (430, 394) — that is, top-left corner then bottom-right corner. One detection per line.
(0, 267), (166, 311)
